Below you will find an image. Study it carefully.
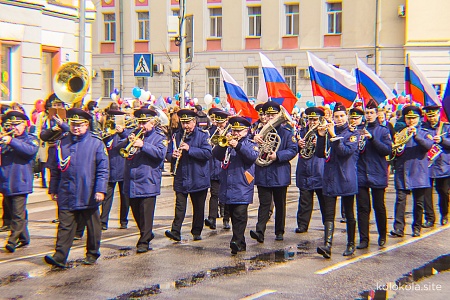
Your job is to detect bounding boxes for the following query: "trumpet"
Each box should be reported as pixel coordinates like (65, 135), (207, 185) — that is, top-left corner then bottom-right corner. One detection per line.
(210, 124), (231, 146)
(173, 130), (187, 176)
(0, 128), (14, 140)
(216, 135), (237, 148)
(119, 128), (144, 158)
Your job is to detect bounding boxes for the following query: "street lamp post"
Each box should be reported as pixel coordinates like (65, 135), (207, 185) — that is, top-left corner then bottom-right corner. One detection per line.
(79, 0), (85, 65)
(179, 0), (186, 108)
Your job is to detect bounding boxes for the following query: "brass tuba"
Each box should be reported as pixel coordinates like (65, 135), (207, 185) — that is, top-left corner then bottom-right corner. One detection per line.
(53, 62), (90, 106)
(255, 105), (294, 167)
(300, 117), (325, 160)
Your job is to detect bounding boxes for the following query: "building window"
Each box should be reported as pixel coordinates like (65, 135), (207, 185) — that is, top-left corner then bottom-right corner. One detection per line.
(137, 12), (149, 40)
(104, 13), (116, 41)
(210, 8), (222, 38)
(285, 4), (299, 35)
(208, 68), (220, 97)
(246, 68), (259, 98)
(172, 72), (180, 97)
(327, 2), (342, 34)
(248, 7), (261, 37)
(136, 77), (148, 90)
(284, 67), (297, 94)
(0, 45), (12, 101)
(103, 70), (114, 97)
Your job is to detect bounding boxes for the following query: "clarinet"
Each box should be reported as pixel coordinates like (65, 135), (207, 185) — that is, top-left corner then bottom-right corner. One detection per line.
(172, 130), (187, 176)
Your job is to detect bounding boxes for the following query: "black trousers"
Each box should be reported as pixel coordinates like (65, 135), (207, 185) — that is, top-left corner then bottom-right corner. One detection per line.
(208, 180), (220, 219)
(393, 188), (428, 233)
(357, 187), (387, 243)
(100, 181), (130, 227)
(54, 207), (101, 264)
(228, 204), (248, 249)
(130, 196), (156, 246)
(297, 188), (325, 229)
(171, 189), (208, 236)
(320, 195), (355, 224)
(424, 177), (450, 223)
(2, 195), (12, 227)
(255, 186), (287, 236)
(5, 195), (29, 246)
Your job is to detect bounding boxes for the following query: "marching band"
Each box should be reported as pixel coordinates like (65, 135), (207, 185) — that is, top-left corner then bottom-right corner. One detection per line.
(1, 87), (450, 266)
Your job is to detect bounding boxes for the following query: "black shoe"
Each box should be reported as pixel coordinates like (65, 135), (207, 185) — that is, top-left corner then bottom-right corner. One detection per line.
(390, 229), (404, 237)
(378, 236), (386, 247)
(165, 230), (181, 242)
(73, 235), (82, 240)
(16, 241), (30, 249)
(340, 218), (347, 223)
(44, 255), (67, 268)
(136, 245), (150, 254)
(204, 218), (216, 230)
(193, 235), (202, 241)
(317, 246), (331, 259)
(101, 225), (108, 231)
(343, 244), (355, 256)
(52, 219), (59, 224)
(422, 221), (434, 228)
(250, 230), (264, 243)
(275, 234), (284, 241)
(230, 241), (240, 255)
(0, 225), (10, 232)
(356, 241), (368, 249)
(82, 256), (97, 265)
(223, 220), (231, 230)
(441, 217), (448, 226)
(5, 243), (15, 253)
(295, 228), (307, 233)
(412, 230), (421, 237)
(119, 224), (128, 229)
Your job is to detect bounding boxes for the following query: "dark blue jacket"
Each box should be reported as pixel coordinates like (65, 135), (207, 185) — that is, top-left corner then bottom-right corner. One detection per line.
(422, 122), (450, 178)
(49, 132), (109, 210)
(208, 125), (221, 181)
(103, 131), (127, 183)
(255, 125), (297, 187)
(316, 123), (360, 197)
(295, 127), (324, 190)
(0, 132), (38, 196)
(123, 128), (167, 198)
(40, 118), (70, 142)
(213, 136), (258, 204)
(168, 127), (212, 193)
(393, 126), (434, 190)
(357, 121), (392, 188)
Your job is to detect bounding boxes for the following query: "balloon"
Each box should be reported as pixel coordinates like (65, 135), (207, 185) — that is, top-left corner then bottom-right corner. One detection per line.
(35, 99), (45, 113)
(211, 104), (216, 108)
(398, 96), (406, 104)
(306, 100), (315, 107)
(204, 94), (212, 105)
(114, 88), (119, 95)
(401, 91), (406, 97)
(185, 91), (190, 98)
(150, 94), (156, 101)
(175, 94), (180, 100)
(110, 93), (118, 101)
(296, 92), (302, 99)
(139, 92), (147, 102)
(132, 87), (141, 98)
(193, 98), (199, 104)
(167, 97), (172, 104)
(176, 100), (180, 106)
(117, 98), (123, 105)
(214, 97), (220, 104)
(189, 100), (194, 106)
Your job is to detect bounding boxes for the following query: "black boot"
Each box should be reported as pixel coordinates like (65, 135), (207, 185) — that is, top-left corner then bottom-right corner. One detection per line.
(343, 221), (356, 256)
(317, 221), (334, 259)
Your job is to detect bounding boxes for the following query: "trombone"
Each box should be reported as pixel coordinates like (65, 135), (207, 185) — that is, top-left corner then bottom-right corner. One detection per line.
(119, 128), (144, 158)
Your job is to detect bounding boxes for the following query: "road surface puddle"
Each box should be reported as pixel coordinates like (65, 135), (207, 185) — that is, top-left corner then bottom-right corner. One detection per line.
(360, 253), (450, 299)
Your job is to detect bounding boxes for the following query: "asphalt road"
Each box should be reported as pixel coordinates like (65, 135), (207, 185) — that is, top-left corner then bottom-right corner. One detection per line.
(0, 163), (449, 299)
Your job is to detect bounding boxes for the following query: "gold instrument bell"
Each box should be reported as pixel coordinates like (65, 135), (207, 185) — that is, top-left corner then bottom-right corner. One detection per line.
(53, 62), (90, 106)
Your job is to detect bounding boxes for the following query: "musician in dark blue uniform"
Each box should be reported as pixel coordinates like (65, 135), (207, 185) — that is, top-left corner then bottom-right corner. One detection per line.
(165, 109), (212, 242)
(250, 101), (297, 243)
(213, 117), (258, 254)
(295, 107), (325, 233)
(122, 108), (168, 253)
(421, 105), (450, 227)
(205, 110), (230, 230)
(250, 103), (265, 135)
(1, 111), (39, 253)
(315, 102), (360, 258)
(356, 99), (392, 249)
(390, 106), (434, 238)
(44, 108), (109, 268)
(100, 110), (129, 230)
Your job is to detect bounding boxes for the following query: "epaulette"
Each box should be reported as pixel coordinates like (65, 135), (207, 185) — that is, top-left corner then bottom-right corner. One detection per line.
(422, 128), (430, 132)
(156, 130), (166, 137)
(91, 132), (103, 140)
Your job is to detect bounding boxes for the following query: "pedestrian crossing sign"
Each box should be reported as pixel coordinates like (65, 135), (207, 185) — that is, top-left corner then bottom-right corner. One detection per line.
(134, 53), (153, 77)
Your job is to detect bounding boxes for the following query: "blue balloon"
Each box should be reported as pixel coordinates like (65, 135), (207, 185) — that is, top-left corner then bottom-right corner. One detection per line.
(114, 88), (119, 95)
(174, 94), (180, 100)
(167, 96), (172, 104)
(306, 100), (315, 108)
(330, 102), (336, 110)
(214, 97), (220, 104)
(296, 92), (302, 99)
(132, 87), (141, 98)
(401, 91), (406, 97)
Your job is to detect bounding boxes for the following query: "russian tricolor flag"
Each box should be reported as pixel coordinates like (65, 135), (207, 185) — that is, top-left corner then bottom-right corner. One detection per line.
(220, 67), (259, 123)
(405, 54), (440, 107)
(259, 52), (297, 113)
(442, 74), (450, 121)
(307, 52), (357, 108)
(355, 55), (395, 105)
